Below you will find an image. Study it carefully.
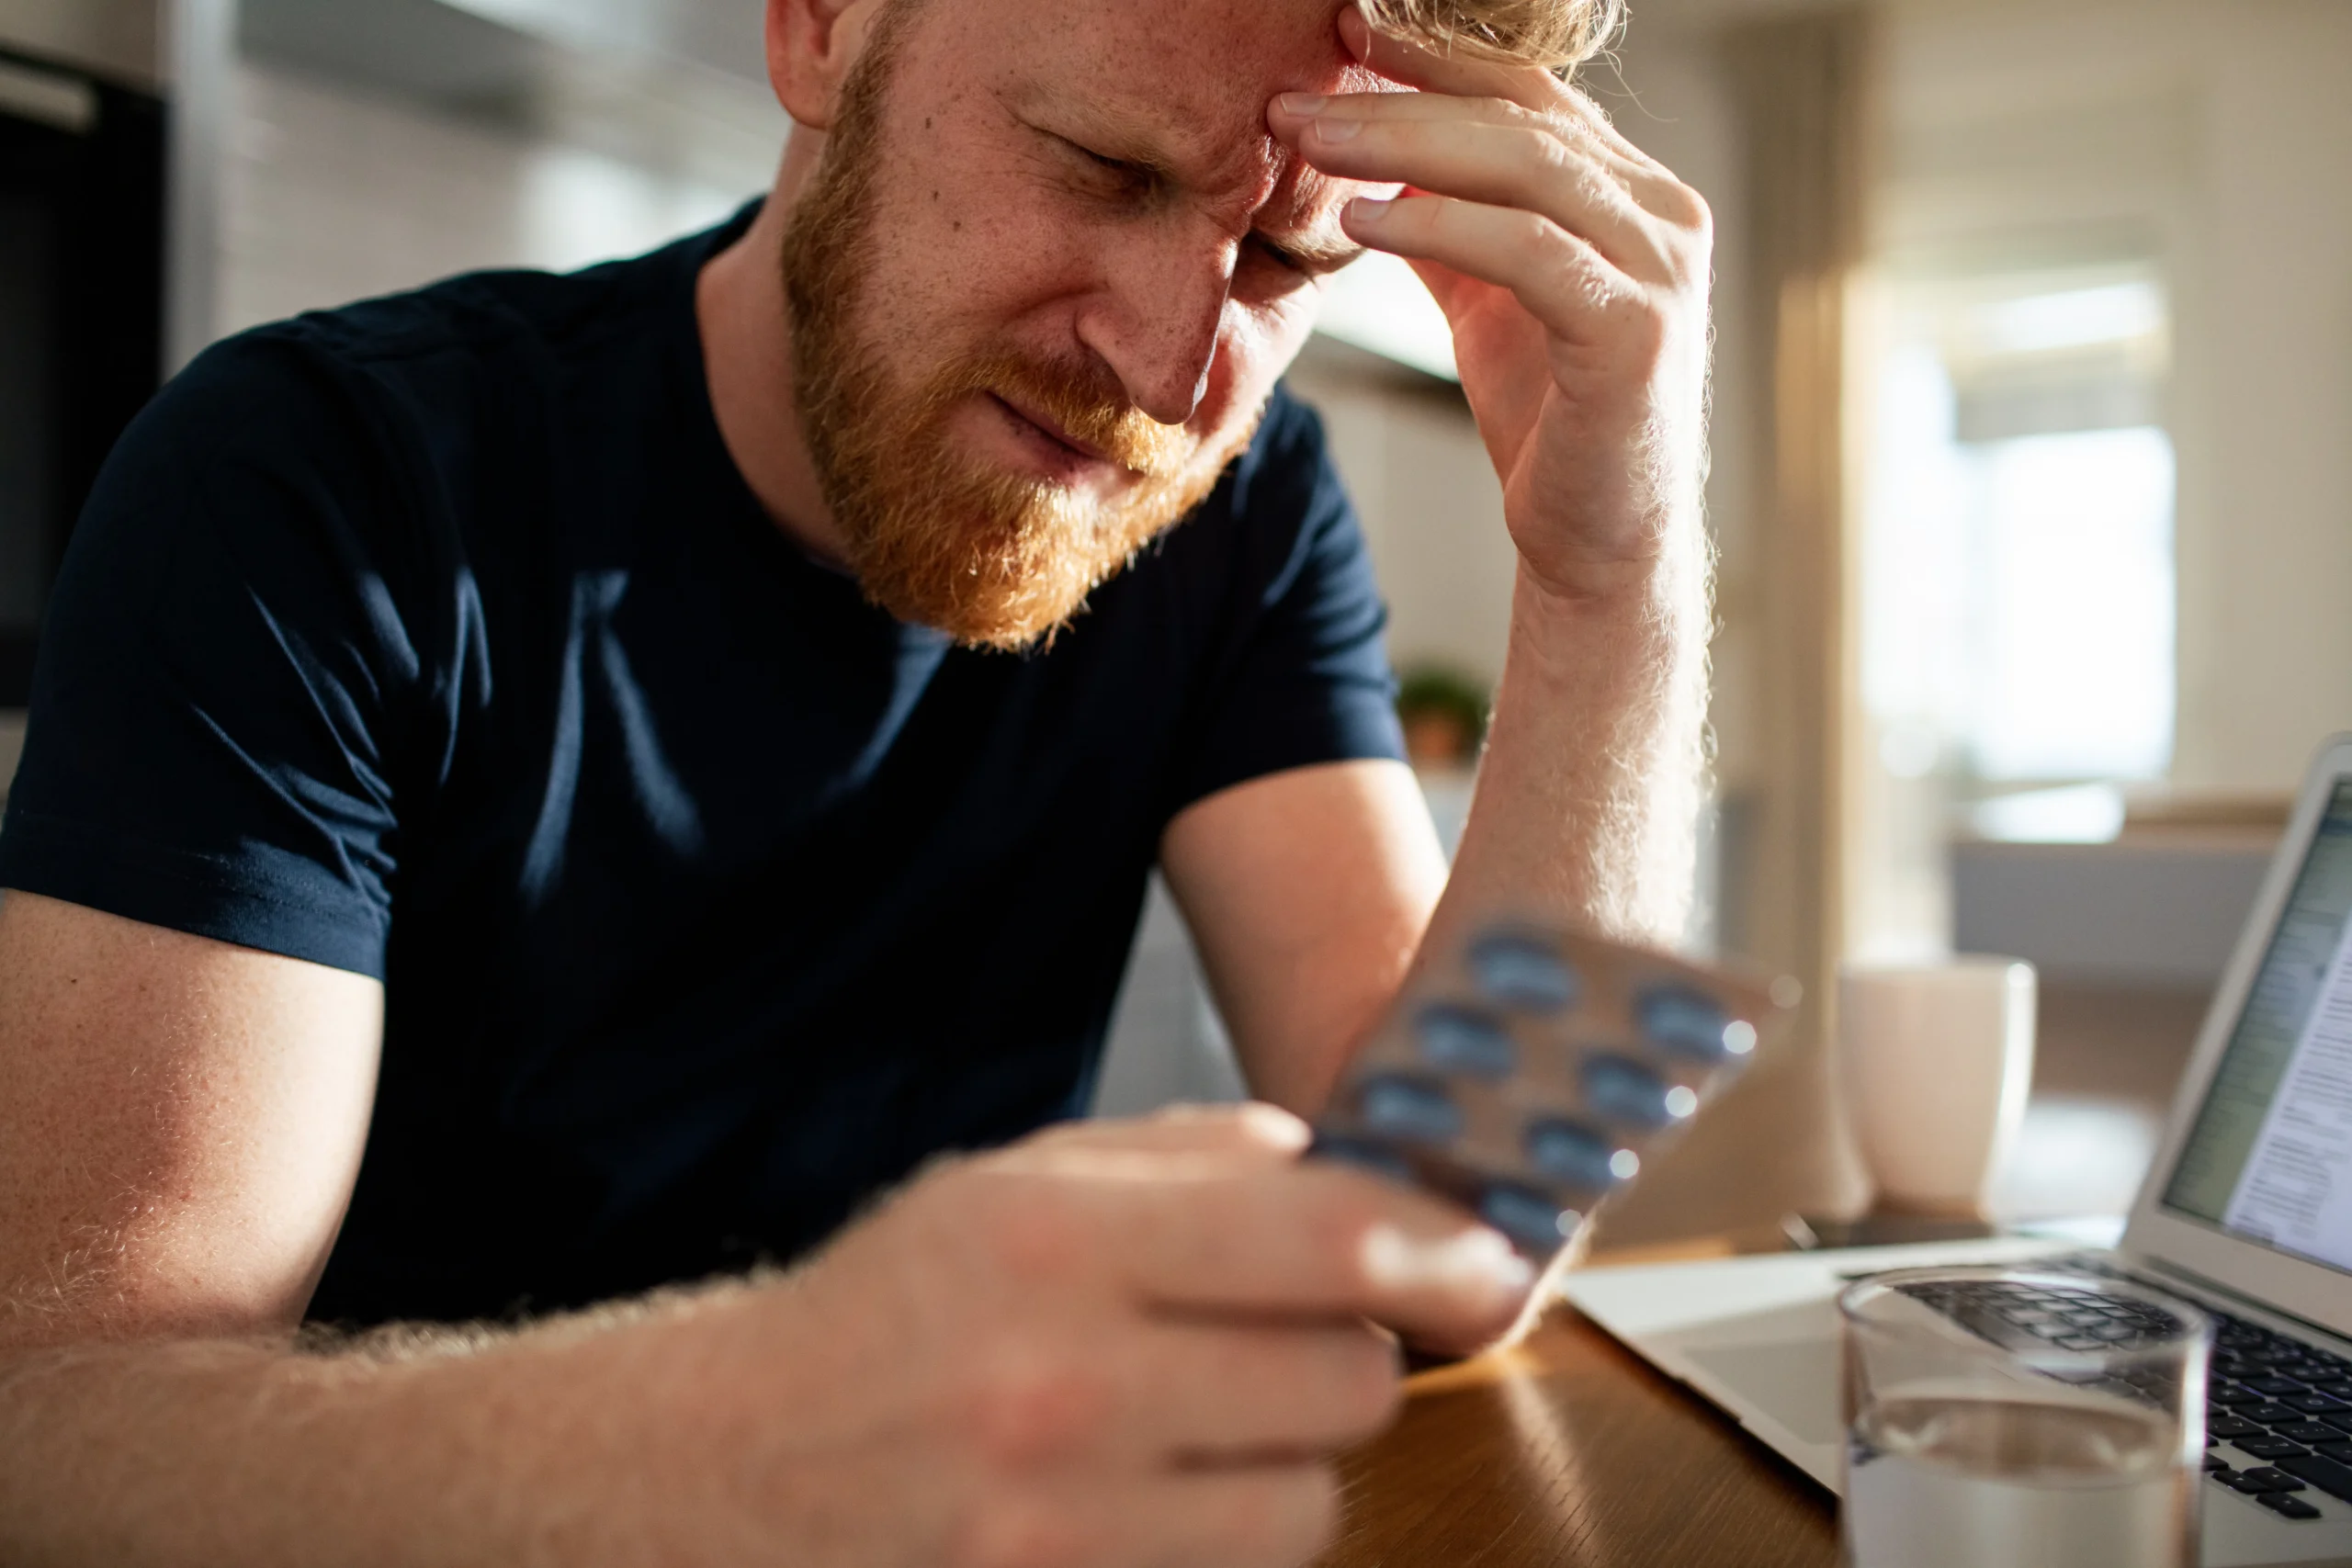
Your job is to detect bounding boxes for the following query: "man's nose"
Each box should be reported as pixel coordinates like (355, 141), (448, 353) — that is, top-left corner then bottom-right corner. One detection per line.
(1077, 232), (1235, 428)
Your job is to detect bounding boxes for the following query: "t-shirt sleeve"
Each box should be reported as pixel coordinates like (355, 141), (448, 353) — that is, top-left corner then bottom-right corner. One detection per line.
(0, 332), (433, 979)
(1162, 388), (1408, 814)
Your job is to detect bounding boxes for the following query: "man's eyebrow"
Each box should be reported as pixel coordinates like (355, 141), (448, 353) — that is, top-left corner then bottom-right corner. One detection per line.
(1012, 85), (1192, 179)
(1010, 84), (1368, 273)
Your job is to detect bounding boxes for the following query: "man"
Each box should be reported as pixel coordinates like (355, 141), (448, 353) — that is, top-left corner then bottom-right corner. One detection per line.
(0, 0), (1713, 1559)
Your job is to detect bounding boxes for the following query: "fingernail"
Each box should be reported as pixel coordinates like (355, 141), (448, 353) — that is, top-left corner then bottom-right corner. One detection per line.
(1340, 5), (1373, 60)
(1237, 1101), (1312, 1151)
(1362, 1224), (1537, 1299)
(1346, 195), (1392, 222)
(1278, 92), (1329, 116)
(1314, 117), (1364, 144)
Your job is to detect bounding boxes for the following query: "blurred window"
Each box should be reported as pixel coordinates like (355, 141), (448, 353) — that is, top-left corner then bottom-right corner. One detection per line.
(1862, 268), (2175, 789)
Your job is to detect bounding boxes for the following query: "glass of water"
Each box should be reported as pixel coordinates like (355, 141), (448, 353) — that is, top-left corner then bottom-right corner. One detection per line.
(1838, 1266), (2211, 1568)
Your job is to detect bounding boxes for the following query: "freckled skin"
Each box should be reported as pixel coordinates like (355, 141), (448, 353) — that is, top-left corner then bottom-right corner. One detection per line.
(713, 0), (1396, 557)
(854, 0), (1369, 448)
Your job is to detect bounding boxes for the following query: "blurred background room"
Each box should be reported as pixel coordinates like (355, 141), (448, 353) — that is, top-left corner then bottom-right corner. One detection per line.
(3, 0), (2346, 1243)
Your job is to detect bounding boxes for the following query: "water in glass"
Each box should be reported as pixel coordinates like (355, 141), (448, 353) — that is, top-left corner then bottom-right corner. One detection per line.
(1843, 1390), (2195, 1568)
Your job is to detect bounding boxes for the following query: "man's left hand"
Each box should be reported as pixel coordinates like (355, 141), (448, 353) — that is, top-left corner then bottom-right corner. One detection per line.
(1270, 8), (1713, 608)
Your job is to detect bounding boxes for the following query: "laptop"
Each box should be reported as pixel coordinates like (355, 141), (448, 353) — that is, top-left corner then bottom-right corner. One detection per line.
(1564, 733), (2352, 1567)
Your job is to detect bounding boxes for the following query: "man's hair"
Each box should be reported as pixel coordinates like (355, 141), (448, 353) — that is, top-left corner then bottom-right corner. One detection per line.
(1363, 0), (1624, 69)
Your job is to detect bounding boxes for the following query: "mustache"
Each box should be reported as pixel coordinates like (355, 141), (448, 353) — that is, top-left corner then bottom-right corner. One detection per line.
(928, 351), (1193, 479)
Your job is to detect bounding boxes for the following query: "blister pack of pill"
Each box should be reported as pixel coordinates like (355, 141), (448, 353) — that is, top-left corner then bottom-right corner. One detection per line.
(1310, 921), (1793, 1260)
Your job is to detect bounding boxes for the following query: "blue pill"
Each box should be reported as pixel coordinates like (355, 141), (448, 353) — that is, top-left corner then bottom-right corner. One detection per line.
(1415, 1001), (1518, 1077)
(1310, 1133), (1415, 1186)
(1580, 1053), (1679, 1130)
(1468, 930), (1580, 1013)
(1479, 1181), (1571, 1252)
(1523, 1117), (1624, 1191)
(1357, 1074), (1464, 1145)
(1636, 983), (1742, 1062)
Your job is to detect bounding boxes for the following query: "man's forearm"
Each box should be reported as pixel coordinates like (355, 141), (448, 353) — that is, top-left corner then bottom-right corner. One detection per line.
(0, 1123), (1510, 1568)
(1436, 517), (1712, 949)
(0, 1290), (770, 1567)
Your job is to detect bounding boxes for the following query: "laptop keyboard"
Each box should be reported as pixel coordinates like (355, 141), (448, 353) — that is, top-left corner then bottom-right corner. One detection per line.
(1898, 1258), (2352, 1524)
(2203, 1307), (2352, 1519)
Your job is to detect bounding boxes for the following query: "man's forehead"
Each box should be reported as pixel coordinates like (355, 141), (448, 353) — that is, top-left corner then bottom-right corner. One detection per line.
(939, 0), (1390, 244)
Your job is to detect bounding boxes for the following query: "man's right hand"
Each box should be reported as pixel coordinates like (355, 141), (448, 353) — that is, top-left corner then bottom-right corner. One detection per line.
(656, 1104), (1534, 1568)
(0, 891), (1532, 1567)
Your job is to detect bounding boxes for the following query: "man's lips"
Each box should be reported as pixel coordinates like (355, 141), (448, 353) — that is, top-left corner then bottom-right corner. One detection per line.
(989, 392), (1114, 468)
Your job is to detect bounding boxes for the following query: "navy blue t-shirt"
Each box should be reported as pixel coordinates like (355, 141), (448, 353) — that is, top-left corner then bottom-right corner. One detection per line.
(0, 209), (1404, 1325)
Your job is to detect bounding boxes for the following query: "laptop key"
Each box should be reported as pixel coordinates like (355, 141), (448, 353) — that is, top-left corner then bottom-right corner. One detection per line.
(2316, 1441), (2352, 1465)
(2243, 1404), (2302, 1426)
(2231, 1468), (2309, 1494)
(2212, 1385), (2275, 1408)
(2236, 1437), (2312, 1461)
(2258, 1493), (2324, 1520)
(2211, 1416), (2266, 1439)
(2277, 1453), (2352, 1503)
(2289, 1393), (2351, 1414)
(2245, 1375), (2310, 1396)
(2276, 1422), (2343, 1444)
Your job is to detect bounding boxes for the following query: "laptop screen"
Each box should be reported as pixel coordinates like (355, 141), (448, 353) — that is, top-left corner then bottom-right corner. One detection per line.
(2162, 779), (2352, 1271)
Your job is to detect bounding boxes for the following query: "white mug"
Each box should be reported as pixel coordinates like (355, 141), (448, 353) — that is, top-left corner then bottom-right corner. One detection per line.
(1838, 956), (2036, 1216)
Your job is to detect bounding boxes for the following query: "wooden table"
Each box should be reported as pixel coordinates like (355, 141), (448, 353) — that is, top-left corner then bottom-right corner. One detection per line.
(1323, 1244), (1840, 1567)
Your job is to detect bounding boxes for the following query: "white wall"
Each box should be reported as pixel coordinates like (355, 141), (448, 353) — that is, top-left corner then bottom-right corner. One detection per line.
(214, 55), (779, 339)
(2173, 1), (2352, 790)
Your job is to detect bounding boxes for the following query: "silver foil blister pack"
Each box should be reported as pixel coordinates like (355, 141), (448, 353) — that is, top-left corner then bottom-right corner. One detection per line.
(1311, 922), (1792, 1258)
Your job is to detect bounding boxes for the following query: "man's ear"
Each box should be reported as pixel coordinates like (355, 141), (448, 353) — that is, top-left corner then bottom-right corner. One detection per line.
(767, 0), (889, 130)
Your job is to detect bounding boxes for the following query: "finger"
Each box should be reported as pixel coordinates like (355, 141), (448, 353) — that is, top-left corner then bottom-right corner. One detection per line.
(1096, 1161), (1536, 1348)
(970, 1468), (1337, 1568)
(955, 1318), (1395, 1473)
(1549, 90), (1713, 232)
(1340, 3), (1566, 116)
(1340, 5), (1705, 225)
(1553, 81), (1671, 179)
(1343, 192), (1644, 346)
(1277, 107), (1679, 283)
(1139, 1319), (1401, 1461)
(1023, 1103), (1312, 1161)
(1272, 89), (1656, 196)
